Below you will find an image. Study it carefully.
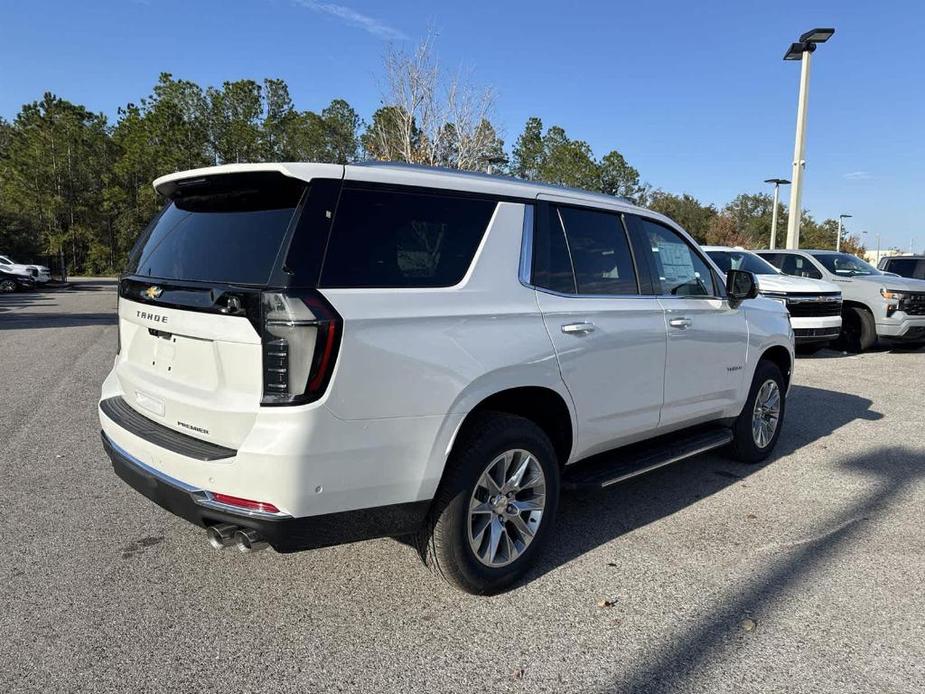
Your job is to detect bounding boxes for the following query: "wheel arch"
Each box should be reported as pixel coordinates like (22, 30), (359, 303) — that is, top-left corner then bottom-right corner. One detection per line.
(759, 344), (793, 390)
(841, 298), (875, 316)
(447, 386), (575, 472)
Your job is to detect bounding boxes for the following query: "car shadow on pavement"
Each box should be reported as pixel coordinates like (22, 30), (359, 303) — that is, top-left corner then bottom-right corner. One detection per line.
(528, 384), (883, 585)
(1, 279), (117, 328)
(802, 345), (925, 359)
(0, 312), (118, 330)
(771, 384), (883, 457)
(588, 445), (922, 693)
(67, 279), (118, 291)
(0, 293), (55, 313)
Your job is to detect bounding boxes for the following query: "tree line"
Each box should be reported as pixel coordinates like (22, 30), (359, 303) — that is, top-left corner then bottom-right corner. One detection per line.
(0, 39), (863, 275)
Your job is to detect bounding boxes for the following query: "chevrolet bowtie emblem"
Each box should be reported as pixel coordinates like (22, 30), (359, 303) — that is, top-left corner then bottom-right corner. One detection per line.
(144, 286), (163, 300)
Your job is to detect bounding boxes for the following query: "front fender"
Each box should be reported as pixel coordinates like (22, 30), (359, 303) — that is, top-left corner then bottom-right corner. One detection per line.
(743, 299), (795, 400)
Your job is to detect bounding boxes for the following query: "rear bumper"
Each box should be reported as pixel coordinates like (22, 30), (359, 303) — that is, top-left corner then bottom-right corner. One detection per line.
(102, 431), (429, 552)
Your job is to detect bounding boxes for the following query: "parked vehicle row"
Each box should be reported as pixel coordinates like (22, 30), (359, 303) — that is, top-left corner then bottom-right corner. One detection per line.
(756, 249), (925, 352)
(0, 268), (36, 293)
(99, 162), (795, 594)
(703, 247), (843, 349)
(0, 254), (51, 285)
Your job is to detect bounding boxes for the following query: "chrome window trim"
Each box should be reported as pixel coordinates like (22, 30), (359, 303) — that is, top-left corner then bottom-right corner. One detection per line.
(519, 201), (730, 303)
(103, 432), (291, 519)
(518, 203), (534, 287)
(555, 207), (580, 294)
(532, 285), (655, 301)
(656, 294), (726, 301)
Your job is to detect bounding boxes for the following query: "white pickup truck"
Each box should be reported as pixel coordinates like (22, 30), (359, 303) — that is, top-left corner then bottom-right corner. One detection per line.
(757, 249), (925, 351)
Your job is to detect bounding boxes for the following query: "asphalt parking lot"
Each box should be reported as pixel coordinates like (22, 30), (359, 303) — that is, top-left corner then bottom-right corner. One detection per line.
(1, 279), (923, 693)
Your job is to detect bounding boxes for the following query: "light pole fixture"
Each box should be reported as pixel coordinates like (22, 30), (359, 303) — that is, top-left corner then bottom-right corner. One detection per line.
(837, 213), (852, 252)
(783, 27), (836, 250)
(764, 178), (790, 249)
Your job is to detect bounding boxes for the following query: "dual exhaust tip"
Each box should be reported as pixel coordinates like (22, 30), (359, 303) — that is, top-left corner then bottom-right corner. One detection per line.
(207, 523), (268, 553)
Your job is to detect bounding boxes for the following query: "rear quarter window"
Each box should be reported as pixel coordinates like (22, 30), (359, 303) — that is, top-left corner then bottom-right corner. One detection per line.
(319, 187), (496, 288)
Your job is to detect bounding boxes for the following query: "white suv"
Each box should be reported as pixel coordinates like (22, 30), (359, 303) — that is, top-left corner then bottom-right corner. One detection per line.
(99, 163), (794, 593)
(703, 246), (842, 348)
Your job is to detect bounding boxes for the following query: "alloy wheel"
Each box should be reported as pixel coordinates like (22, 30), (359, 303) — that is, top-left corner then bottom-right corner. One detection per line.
(752, 379), (781, 448)
(467, 449), (546, 568)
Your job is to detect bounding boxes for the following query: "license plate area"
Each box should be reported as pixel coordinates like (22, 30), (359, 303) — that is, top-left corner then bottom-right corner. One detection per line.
(130, 328), (219, 390)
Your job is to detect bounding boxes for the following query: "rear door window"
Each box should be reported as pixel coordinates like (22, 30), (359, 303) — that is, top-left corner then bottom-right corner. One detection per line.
(320, 187), (496, 288)
(556, 206), (638, 295)
(532, 205), (576, 294)
(532, 205), (639, 295)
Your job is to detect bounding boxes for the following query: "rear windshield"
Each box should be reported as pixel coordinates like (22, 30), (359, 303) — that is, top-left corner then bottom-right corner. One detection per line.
(127, 174), (304, 285)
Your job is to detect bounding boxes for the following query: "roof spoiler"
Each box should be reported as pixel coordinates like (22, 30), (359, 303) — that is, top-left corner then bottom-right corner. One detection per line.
(153, 163), (344, 197)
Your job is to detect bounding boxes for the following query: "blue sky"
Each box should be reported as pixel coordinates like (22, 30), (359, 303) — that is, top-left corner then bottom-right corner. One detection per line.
(1, 0), (923, 250)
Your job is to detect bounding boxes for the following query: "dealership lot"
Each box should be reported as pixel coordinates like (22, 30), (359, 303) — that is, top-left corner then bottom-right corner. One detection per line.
(1, 280), (923, 693)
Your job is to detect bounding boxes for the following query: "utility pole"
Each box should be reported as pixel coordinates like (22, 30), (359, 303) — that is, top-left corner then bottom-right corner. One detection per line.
(837, 213), (852, 252)
(785, 49), (811, 249)
(764, 178), (790, 249)
(782, 28), (835, 249)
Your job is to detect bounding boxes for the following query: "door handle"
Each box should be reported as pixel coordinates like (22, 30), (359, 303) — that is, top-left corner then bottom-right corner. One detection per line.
(668, 317), (692, 329)
(561, 321), (596, 336)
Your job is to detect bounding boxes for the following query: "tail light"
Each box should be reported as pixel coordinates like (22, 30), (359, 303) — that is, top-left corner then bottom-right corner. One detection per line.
(207, 492), (281, 514)
(260, 290), (342, 405)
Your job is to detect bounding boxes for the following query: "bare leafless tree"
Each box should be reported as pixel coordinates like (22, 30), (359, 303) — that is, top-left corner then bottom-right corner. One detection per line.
(365, 32), (504, 172)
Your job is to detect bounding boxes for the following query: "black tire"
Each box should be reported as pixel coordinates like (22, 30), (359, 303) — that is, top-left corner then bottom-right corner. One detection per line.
(836, 306), (877, 353)
(0, 278), (17, 293)
(418, 412), (560, 595)
(727, 360), (787, 464)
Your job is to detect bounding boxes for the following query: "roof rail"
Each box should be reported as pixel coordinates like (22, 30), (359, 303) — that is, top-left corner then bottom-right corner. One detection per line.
(353, 160), (634, 205)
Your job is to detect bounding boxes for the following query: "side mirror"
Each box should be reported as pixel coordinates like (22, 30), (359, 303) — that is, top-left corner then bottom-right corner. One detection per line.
(726, 269), (759, 306)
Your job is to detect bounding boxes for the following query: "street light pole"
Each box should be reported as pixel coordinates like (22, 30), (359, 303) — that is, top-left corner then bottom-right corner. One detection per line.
(785, 50), (812, 249)
(764, 178), (790, 249)
(782, 28), (835, 249)
(837, 213), (852, 252)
